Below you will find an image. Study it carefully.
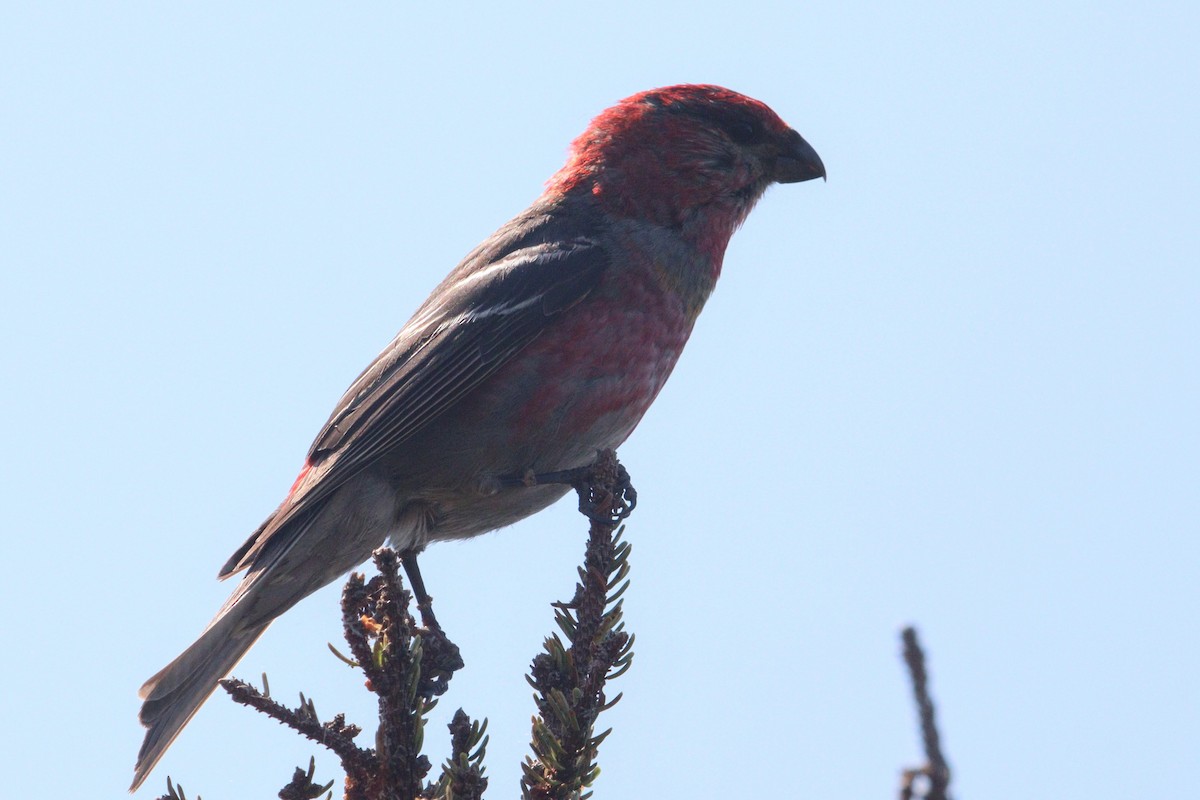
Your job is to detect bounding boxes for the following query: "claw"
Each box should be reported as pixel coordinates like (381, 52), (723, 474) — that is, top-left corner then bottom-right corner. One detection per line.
(494, 450), (637, 525)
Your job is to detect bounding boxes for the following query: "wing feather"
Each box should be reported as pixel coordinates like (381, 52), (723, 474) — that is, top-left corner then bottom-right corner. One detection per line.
(307, 237), (607, 473)
(220, 227), (609, 578)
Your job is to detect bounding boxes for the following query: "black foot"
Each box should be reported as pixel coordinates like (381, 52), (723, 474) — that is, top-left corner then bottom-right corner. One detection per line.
(575, 457), (637, 524)
(499, 450), (637, 525)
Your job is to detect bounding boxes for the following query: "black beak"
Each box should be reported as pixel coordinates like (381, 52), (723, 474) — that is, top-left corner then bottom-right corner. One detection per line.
(773, 128), (826, 183)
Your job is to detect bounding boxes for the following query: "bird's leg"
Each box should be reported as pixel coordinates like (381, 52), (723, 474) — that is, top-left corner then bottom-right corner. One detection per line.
(399, 549), (463, 696)
(400, 549), (440, 631)
(497, 449), (637, 524)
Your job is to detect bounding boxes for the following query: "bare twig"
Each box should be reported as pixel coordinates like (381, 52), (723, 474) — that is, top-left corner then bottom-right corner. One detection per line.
(899, 626), (952, 800)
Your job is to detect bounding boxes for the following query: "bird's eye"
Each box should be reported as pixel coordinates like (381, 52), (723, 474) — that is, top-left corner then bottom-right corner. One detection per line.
(676, 100), (766, 144)
(726, 118), (761, 145)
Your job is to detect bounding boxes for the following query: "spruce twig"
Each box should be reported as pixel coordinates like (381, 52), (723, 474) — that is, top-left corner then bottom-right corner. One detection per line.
(521, 449), (636, 800)
(153, 776), (201, 800)
(279, 757), (335, 800)
(219, 547), (467, 799)
(427, 709), (490, 800)
(170, 449), (635, 799)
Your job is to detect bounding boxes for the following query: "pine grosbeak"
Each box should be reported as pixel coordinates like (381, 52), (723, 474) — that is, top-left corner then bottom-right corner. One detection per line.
(132, 84), (824, 790)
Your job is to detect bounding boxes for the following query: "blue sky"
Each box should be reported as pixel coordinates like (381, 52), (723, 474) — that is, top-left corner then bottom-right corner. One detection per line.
(2, 3), (1196, 797)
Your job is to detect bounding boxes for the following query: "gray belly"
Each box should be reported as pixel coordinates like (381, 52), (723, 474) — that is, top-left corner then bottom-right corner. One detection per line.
(396, 481), (573, 546)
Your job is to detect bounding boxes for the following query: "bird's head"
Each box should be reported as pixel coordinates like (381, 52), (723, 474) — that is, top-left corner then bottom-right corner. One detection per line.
(547, 85), (824, 239)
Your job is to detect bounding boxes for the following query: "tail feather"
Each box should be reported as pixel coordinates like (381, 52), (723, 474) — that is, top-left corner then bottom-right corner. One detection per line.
(130, 613), (268, 792)
(131, 489), (379, 791)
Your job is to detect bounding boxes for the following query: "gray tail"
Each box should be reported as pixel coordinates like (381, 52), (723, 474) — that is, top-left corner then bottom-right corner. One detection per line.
(129, 611), (268, 792)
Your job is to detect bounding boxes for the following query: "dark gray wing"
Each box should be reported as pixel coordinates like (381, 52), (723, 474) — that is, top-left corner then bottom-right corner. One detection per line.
(308, 235), (606, 470)
(219, 224), (607, 578)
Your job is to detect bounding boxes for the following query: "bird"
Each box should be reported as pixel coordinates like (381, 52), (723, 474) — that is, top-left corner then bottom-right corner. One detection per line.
(132, 83), (824, 791)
